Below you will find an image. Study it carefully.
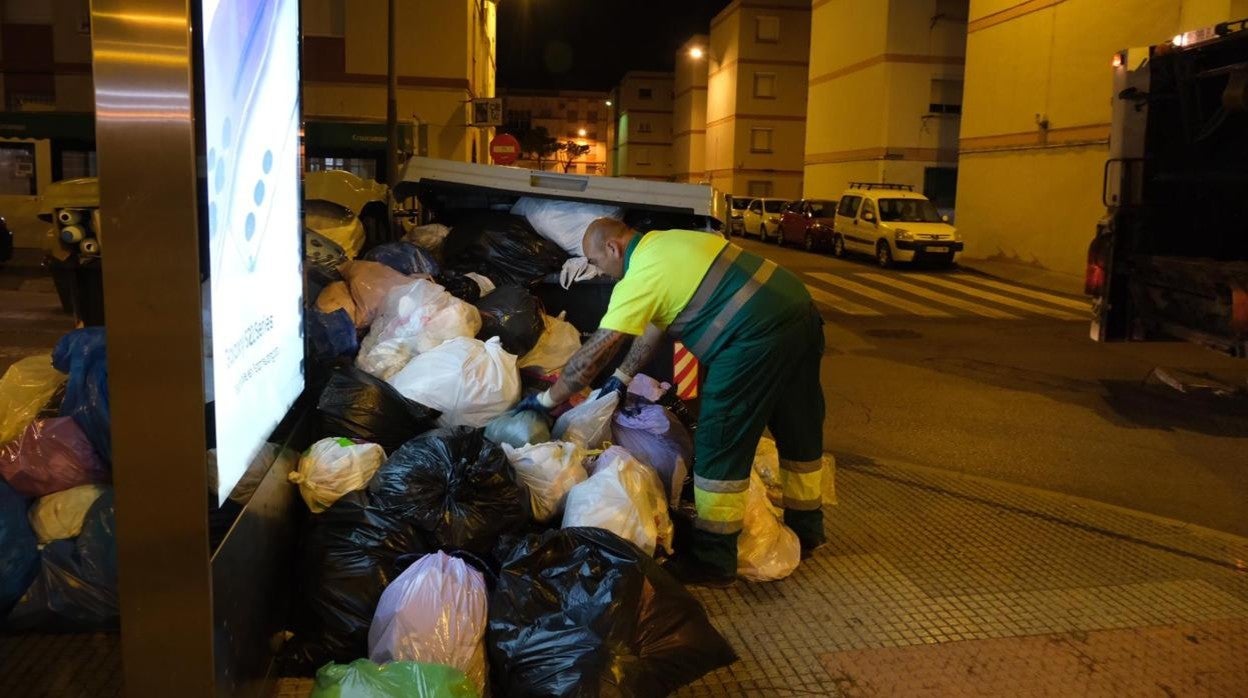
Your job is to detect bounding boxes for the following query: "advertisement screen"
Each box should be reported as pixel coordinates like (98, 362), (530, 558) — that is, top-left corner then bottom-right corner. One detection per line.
(201, 0), (303, 500)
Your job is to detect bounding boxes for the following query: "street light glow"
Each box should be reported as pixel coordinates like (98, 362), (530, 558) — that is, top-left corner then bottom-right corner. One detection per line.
(689, 47), (705, 59)
(605, 100), (612, 107)
(578, 128), (587, 137)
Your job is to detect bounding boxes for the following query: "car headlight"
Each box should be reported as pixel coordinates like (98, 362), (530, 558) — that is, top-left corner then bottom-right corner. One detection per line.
(894, 229), (914, 241)
(769, 216), (780, 223)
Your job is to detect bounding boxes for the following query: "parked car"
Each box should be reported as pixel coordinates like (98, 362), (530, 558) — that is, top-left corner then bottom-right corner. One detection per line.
(832, 183), (961, 267)
(743, 198), (789, 243)
(0, 216), (12, 264)
(779, 199), (838, 251)
(727, 196), (749, 236)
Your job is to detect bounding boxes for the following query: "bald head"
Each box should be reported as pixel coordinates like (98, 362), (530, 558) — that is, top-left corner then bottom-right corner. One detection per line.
(582, 218), (637, 280)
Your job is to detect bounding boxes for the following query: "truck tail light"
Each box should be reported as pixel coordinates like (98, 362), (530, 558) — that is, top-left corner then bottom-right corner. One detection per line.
(1085, 233), (1111, 297)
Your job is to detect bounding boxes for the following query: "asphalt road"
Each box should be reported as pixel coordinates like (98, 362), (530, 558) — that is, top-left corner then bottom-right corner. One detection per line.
(733, 235), (1248, 538)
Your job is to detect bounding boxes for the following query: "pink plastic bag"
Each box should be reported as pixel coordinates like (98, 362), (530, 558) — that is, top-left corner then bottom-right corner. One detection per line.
(340, 260), (412, 327)
(0, 417), (108, 498)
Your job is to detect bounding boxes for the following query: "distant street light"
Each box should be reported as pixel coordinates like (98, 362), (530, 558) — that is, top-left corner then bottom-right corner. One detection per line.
(689, 46), (705, 59)
(605, 100), (612, 107)
(577, 128), (587, 137)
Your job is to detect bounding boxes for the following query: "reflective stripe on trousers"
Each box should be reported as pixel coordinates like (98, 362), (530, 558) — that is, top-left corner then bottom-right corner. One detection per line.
(781, 457), (822, 511)
(693, 474), (748, 535)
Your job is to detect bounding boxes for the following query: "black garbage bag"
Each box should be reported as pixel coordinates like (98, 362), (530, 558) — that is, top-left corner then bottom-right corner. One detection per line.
(317, 366), (439, 453)
(435, 272), (482, 304)
(474, 285), (545, 356)
(363, 241), (441, 276)
(443, 211), (567, 287)
(369, 427), (530, 556)
(6, 488), (119, 631)
(287, 491), (431, 670)
(488, 527), (736, 697)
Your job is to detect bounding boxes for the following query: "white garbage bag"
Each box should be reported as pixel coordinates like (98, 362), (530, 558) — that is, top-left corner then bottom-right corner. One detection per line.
(388, 336), (520, 428)
(287, 437), (385, 513)
(563, 446), (673, 556)
(357, 279), (482, 380)
(510, 197), (623, 256)
(517, 312), (581, 374)
(552, 389), (619, 450)
(738, 471), (801, 582)
(753, 437), (837, 507)
(28, 484), (108, 544)
(502, 441), (587, 523)
(367, 551), (489, 695)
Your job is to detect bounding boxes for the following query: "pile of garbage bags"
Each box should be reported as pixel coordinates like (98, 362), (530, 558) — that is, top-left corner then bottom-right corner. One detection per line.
(0, 328), (117, 628)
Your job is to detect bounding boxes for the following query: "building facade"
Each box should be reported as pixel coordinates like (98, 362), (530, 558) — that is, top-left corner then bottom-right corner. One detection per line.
(704, 0), (810, 201)
(0, 0), (97, 247)
(301, 0), (497, 181)
(611, 71), (675, 181)
(498, 89), (611, 174)
(672, 35), (709, 184)
(803, 0), (967, 210)
(956, 0), (1248, 279)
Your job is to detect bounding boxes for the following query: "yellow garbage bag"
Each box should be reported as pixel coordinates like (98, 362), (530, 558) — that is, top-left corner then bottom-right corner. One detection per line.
(0, 355), (66, 444)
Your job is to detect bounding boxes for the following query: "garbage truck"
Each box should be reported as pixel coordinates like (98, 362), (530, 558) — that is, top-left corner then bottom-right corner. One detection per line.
(1086, 17), (1248, 357)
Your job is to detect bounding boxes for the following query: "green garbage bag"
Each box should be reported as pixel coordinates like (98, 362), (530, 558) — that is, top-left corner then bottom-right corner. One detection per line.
(311, 659), (478, 698)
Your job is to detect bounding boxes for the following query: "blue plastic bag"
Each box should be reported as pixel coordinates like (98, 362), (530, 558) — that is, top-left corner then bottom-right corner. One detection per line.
(0, 480), (39, 616)
(6, 487), (119, 630)
(363, 242), (440, 277)
(51, 327), (111, 463)
(308, 308), (360, 363)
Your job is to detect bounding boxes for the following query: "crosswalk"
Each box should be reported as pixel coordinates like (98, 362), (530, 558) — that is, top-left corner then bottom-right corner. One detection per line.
(803, 270), (1090, 321)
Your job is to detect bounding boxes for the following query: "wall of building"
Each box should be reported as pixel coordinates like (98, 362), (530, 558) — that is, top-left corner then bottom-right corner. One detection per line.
(673, 35), (709, 183)
(301, 0), (496, 169)
(956, 0), (1246, 279)
(614, 71), (675, 180)
(706, 0), (809, 200)
(500, 89), (610, 174)
(804, 0), (966, 203)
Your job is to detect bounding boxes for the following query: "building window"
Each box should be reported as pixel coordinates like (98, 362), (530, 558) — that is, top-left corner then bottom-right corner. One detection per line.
(306, 156), (378, 182)
(755, 15), (780, 43)
(929, 79), (964, 114)
(60, 150), (97, 180)
(747, 180), (773, 198)
(566, 109), (578, 122)
(638, 121), (652, 134)
(636, 147), (651, 165)
(753, 72), (777, 99)
(0, 144), (37, 195)
(750, 128), (773, 153)
(638, 88), (653, 100)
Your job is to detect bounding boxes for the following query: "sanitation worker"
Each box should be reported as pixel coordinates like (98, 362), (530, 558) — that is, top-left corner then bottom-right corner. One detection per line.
(517, 218), (826, 586)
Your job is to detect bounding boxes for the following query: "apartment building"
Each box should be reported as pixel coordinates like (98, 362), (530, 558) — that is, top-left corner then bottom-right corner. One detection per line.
(672, 35), (709, 184)
(803, 0), (967, 211)
(956, 0), (1248, 279)
(498, 89), (611, 174)
(703, 0), (810, 201)
(301, 0), (497, 180)
(611, 71), (675, 180)
(0, 0), (97, 246)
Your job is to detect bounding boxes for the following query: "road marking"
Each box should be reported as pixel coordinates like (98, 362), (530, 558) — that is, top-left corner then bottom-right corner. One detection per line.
(857, 273), (1019, 319)
(808, 272), (953, 317)
(908, 275), (1085, 320)
(805, 284), (883, 316)
(951, 274), (1092, 311)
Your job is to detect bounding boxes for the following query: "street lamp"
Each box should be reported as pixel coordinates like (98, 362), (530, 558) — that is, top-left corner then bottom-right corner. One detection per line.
(577, 128), (587, 137)
(604, 100), (612, 107)
(689, 46), (705, 59)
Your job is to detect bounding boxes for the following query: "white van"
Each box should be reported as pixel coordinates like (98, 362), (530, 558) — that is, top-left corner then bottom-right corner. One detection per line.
(832, 183), (961, 267)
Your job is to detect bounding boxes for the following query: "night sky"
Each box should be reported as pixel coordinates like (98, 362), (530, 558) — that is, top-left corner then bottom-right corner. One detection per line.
(497, 0), (731, 91)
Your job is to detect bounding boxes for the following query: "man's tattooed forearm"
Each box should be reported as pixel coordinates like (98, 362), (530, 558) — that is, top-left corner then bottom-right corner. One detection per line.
(556, 329), (626, 398)
(619, 324), (663, 377)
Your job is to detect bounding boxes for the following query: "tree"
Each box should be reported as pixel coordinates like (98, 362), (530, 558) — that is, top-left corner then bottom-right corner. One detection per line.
(509, 125), (561, 170)
(558, 141), (591, 173)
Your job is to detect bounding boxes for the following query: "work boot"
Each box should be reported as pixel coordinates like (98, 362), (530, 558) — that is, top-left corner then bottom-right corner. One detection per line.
(800, 539), (827, 560)
(662, 554), (736, 589)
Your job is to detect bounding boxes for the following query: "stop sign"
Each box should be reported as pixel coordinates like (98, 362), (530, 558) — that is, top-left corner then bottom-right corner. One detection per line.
(490, 133), (521, 166)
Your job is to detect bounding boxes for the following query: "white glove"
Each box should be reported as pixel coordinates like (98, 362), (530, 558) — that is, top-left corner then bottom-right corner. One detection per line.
(560, 256), (602, 289)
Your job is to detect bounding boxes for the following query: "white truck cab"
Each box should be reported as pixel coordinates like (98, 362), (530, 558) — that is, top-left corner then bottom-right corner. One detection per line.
(832, 183), (961, 267)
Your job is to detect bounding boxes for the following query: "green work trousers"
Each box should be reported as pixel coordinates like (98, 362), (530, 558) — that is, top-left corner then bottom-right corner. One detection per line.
(690, 305), (827, 575)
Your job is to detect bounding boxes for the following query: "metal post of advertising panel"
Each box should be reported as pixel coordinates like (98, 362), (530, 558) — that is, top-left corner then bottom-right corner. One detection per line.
(95, 0), (306, 694)
(93, 0), (215, 695)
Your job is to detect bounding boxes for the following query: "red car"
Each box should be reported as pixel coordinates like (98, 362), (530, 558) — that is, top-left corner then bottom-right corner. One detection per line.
(778, 199), (838, 251)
